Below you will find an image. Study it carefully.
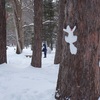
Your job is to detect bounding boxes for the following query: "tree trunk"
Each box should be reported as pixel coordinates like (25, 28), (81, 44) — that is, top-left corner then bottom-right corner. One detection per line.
(12, 0), (24, 54)
(54, 0), (66, 64)
(0, 0), (7, 64)
(31, 0), (42, 68)
(98, 21), (100, 99)
(55, 0), (100, 100)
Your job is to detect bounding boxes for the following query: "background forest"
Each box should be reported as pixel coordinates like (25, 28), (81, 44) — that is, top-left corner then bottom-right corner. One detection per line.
(6, 0), (58, 50)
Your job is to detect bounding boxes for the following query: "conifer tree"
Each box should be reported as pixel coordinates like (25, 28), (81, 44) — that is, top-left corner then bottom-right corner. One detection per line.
(55, 0), (100, 99)
(43, 0), (55, 50)
(54, 0), (66, 64)
(31, 0), (43, 67)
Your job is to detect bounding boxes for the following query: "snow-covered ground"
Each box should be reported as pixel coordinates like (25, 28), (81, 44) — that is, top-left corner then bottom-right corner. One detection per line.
(0, 47), (59, 100)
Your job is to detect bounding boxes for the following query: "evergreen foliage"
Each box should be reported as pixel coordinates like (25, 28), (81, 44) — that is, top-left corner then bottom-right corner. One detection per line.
(43, 0), (56, 50)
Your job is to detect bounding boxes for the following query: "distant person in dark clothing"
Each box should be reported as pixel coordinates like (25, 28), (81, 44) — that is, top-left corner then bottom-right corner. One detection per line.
(42, 43), (47, 58)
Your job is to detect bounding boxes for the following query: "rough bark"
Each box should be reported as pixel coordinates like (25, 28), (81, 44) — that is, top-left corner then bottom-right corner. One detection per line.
(31, 0), (42, 68)
(55, 0), (100, 100)
(0, 0), (7, 64)
(98, 19), (100, 99)
(54, 0), (66, 64)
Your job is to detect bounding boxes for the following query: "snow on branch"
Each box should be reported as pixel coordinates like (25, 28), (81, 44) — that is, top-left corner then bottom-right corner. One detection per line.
(23, 20), (54, 28)
(43, 20), (54, 24)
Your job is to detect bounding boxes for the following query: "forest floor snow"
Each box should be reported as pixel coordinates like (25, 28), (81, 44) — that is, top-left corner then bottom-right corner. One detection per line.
(0, 47), (59, 100)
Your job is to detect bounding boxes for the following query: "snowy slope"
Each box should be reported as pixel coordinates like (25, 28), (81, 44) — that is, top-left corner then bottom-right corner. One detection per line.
(0, 47), (59, 100)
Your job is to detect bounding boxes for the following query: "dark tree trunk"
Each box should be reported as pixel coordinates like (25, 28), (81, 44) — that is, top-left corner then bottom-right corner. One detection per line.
(54, 0), (66, 64)
(55, 0), (100, 100)
(0, 0), (7, 64)
(31, 0), (42, 68)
